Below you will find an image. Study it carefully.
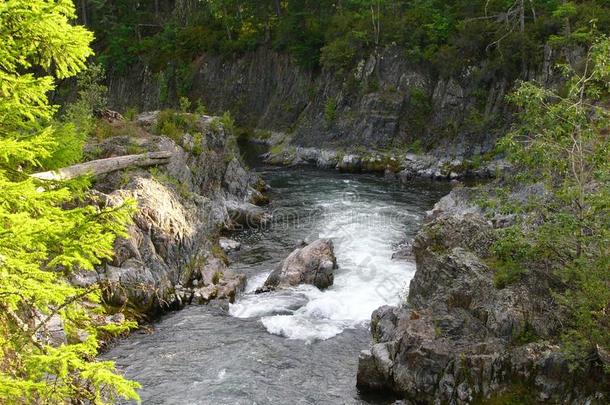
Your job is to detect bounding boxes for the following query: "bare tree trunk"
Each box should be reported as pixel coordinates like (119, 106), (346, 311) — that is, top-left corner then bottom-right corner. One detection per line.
(562, 0), (571, 36)
(529, 0), (537, 21)
(80, 0), (88, 26)
(222, 4), (233, 40)
(371, 1), (382, 81)
(519, 0), (525, 32)
(32, 152), (173, 181)
(274, 0), (282, 17)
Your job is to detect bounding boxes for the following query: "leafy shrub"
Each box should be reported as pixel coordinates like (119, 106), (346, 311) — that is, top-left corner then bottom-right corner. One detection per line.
(195, 100), (207, 115)
(219, 111), (235, 134)
(179, 96), (192, 113)
(489, 37), (610, 370)
(324, 97), (337, 124)
(155, 109), (197, 143)
(150, 167), (192, 199)
(124, 107), (138, 121)
(191, 132), (204, 156)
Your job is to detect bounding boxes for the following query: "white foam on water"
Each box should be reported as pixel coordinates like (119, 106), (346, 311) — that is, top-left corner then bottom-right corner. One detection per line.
(244, 271), (271, 293)
(230, 182), (420, 341)
(261, 315), (344, 342)
(229, 285), (319, 318)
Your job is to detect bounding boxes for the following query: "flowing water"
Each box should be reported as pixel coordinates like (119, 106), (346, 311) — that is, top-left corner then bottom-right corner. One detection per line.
(105, 158), (450, 404)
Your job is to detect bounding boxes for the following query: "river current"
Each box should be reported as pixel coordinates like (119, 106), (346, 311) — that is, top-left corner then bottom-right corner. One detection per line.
(105, 161), (449, 404)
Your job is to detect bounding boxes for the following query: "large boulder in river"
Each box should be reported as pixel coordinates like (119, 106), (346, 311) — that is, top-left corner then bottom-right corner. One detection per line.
(263, 239), (337, 290)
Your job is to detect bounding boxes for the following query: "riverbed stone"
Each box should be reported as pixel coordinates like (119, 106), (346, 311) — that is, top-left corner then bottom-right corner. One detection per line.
(337, 154), (362, 173)
(219, 237), (241, 252)
(226, 200), (271, 228)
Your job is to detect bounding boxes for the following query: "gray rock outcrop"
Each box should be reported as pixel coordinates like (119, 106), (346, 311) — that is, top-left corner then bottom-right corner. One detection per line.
(356, 189), (608, 404)
(92, 113), (266, 315)
(263, 239), (337, 290)
(263, 143), (509, 180)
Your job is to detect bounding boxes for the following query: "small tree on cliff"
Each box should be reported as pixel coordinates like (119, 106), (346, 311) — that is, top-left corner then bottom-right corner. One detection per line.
(0, 0), (139, 402)
(495, 36), (610, 371)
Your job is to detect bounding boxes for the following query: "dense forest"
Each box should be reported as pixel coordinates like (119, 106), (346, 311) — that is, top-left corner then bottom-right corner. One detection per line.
(0, 0), (609, 403)
(74, 1), (610, 151)
(81, 1), (607, 70)
(81, 1), (610, 81)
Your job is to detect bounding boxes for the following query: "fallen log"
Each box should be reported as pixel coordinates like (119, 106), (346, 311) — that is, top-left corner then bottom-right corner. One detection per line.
(32, 151), (173, 181)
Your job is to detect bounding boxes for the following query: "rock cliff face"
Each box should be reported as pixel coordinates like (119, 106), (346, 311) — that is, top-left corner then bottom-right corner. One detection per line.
(107, 45), (547, 159)
(88, 113), (266, 316)
(356, 189), (609, 404)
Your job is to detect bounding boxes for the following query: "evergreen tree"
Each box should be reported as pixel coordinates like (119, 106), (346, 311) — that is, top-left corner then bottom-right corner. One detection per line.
(0, 1), (139, 402)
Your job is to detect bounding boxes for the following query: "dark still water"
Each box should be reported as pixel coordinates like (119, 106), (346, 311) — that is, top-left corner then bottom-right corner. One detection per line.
(104, 164), (450, 404)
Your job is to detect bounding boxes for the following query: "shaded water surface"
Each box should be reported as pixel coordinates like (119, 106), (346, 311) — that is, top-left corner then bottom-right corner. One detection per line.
(105, 164), (449, 404)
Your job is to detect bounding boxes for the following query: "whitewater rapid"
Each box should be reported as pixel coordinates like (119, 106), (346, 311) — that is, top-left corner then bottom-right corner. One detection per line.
(230, 177), (426, 341)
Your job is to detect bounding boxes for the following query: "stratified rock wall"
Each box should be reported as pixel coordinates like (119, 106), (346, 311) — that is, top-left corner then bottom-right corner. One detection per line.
(107, 46), (538, 159)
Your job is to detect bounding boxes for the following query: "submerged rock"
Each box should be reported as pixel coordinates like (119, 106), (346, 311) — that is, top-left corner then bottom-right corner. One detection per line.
(226, 200), (271, 228)
(263, 239), (337, 290)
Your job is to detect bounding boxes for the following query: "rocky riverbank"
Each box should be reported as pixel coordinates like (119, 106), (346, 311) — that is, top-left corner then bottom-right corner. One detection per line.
(256, 135), (508, 181)
(356, 187), (609, 404)
(85, 111), (268, 318)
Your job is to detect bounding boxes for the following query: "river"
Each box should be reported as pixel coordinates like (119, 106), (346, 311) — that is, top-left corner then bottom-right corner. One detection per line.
(104, 160), (450, 404)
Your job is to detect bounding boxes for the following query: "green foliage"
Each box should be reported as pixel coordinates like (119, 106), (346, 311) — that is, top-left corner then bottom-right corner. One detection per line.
(88, 0), (610, 89)
(191, 132), (204, 156)
(219, 111), (236, 134)
(210, 243), (229, 266)
(405, 88), (432, 136)
(125, 107), (139, 121)
(320, 9), (369, 72)
(270, 144), (285, 155)
(409, 139), (424, 154)
(155, 109), (197, 143)
(54, 63), (109, 169)
(479, 383), (537, 405)
(195, 100), (207, 115)
(179, 96), (192, 113)
(0, 1), (139, 402)
(324, 97), (337, 124)
(93, 120), (144, 141)
(491, 36), (610, 370)
(512, 321), (539, 346)
(149, 167), (192, 199)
